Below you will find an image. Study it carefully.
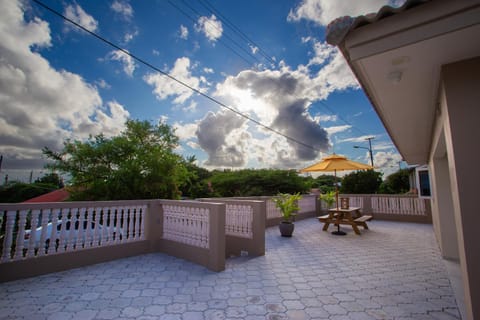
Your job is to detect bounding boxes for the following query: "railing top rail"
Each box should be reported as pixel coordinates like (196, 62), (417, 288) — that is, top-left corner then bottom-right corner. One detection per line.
(196, 198), (264, 205)
(0, 199), (232, 211)
(0, 199), (154, 211)
(339, 194), (420, 199)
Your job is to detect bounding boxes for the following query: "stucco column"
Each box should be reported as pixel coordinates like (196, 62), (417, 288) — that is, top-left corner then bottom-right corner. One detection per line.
(442, 57), (480, 320)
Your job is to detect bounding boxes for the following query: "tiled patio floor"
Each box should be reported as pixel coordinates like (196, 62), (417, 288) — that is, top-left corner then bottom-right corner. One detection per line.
(0, 219), (461, 320)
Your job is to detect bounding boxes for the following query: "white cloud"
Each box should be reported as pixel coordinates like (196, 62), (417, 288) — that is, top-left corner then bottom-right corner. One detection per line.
(95, 78), (111, 89)
(143, 57), (207, 104)
(173, 122), (198, 141)
(195, 15), (223, 42)
(317, 114), (337, 122)
(203, 67), (214, 74)
(0, 0), (128, 170)
(287, 0), (397, 26)
(108, 50), (136, 76)
(111, 0), (133, 20)
(179, 25), (189, 40)
(152, 49), (160, 56)
(325, 125), (351, 135)
(64, 3), (98, 32)
(250, 45), (259, 54)
(123, 29), (138, 44)
(373, 151), (403, 174)
(338, 135), (377, 143)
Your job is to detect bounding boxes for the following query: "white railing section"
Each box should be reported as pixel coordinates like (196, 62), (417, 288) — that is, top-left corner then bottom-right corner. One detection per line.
(298, 195), (316, 213)
(266, 199), (282, 219)
(162, 205), (209, 249)
(225, 204), (253, 239)
(371, 196), (426, 215)
(0, 205), (146, 263)
(345, 196), (364, 208)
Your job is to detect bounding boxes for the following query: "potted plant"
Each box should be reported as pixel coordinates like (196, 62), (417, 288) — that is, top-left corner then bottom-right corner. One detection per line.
(319, 190), (336, 210)
(272, 192), (303, 237)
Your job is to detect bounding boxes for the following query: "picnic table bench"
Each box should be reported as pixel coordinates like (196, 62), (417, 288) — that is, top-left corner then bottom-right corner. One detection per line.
(317, 207), (372, 235)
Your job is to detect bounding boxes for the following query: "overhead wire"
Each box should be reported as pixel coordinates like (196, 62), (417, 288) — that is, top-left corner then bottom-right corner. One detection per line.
(31, 0), (322, 153)
(194, 0), (370, 137)
(197, 0), (276, 66)
(176, 0), (261, 67)
(166, 0), (256, 68)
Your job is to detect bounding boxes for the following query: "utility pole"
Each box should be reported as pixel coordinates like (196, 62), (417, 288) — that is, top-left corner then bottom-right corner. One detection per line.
(353, 137), (375, 167)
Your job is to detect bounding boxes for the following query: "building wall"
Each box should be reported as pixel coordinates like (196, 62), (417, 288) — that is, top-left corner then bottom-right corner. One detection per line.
(430, 56), (480, 320)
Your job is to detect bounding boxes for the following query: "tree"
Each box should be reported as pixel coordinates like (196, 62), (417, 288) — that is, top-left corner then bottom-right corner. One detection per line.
(35, 173), (64, 187)
(208, 169), (308, 197)
(379, 169), (411, 194)
(340, 170), (382, 194)
(43, 120), (189, 200)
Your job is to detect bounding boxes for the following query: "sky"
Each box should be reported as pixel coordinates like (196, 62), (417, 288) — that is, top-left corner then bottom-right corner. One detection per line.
(0, 0), (408, 183)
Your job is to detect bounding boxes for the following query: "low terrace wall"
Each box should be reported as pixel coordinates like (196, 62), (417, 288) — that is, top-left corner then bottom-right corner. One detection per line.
(319, 194), (432, 223)
(0, 198), (265, 282)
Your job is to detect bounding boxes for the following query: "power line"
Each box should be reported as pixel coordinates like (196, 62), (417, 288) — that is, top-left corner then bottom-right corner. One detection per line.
(166, 0), (257, 68)
(197, 0), (276, 66)
(176, 0), (261, 67)
(31, 0), (322, 153)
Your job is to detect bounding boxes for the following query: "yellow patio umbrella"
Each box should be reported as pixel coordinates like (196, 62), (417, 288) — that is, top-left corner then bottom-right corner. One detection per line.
(300, 154), (373, 233)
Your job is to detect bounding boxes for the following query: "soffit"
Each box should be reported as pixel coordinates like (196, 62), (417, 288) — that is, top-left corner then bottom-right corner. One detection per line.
(339, 2), (480, 164)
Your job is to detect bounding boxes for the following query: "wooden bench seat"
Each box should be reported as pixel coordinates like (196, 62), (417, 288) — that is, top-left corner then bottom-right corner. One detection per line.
(318, 214), (330, 222)
(354, 215), (373, 223)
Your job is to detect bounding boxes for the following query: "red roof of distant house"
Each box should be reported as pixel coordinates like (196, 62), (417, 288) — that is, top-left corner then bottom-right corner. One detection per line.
(23, 188), (70, 203)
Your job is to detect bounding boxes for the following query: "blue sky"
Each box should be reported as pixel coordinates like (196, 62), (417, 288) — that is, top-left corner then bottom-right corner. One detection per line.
(0, 0), (406, 183)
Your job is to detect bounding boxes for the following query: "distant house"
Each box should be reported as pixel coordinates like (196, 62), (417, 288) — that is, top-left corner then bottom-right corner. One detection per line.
(23, 188), (70, 203)
(326, 0), (480, 319)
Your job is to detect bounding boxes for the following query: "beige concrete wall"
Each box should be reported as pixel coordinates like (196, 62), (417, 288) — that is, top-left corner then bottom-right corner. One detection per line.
(0, 240), (151, 283)
(441, 56), (480, 320)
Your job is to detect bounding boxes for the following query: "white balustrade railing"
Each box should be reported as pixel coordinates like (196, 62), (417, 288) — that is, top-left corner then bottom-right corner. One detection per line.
(298, 195), (316, 213)
(162, 205), (209, 248)
(266, 199), (282, 219)
(225, 204), (253, 239)
(371, 196), (426, 215)
(0, 204), (146, 263)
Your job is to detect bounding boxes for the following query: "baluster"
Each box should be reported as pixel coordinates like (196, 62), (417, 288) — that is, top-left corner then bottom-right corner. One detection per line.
(140, 205), (146, 240)
(92, 207), (102, 247)
(120, 206), (127, 243)
(75, 208), (86, 249)
(26, 210), (40, 258)
(49, 209), (60, 254)
(13, 210), (28, 260)
(83, 208), (94, 248)
(57, 211), (69, 252)
(102, 208), (110, 245)
(126, 207), (133, 241)
(1, 211), (17, 262)
(66, 209), (78, 251)
(37, 209), (50, 256)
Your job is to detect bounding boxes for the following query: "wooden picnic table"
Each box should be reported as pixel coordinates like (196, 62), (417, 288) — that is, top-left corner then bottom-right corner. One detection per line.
(318, 207), (372, 235)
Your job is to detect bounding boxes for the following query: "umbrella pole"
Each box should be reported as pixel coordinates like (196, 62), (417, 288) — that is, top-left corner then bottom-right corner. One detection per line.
(332, 169), (346, 236)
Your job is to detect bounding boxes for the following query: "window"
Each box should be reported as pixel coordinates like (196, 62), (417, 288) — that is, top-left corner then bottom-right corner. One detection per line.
(418, 170), (431, 197)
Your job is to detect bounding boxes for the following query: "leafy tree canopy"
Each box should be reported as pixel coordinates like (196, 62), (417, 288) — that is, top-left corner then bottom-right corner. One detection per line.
(340, 170), (382, 194)
(379, 169), (411, 194)
(43, 120), (190, 200)
(207, 169), (309, 197)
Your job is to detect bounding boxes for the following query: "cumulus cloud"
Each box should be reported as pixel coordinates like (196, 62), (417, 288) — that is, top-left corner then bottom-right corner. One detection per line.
(64, 3), (98, 32)
(196, 111), (249, 167)
(0, 0), (129, 170)
(143, 57), (206, 104)
(179, 25), (189, 40)
(111, 0), (133, 20)
(108, 50), (136, 76)
(287, 0), (401, 26)
(195, 15), (223, 42)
